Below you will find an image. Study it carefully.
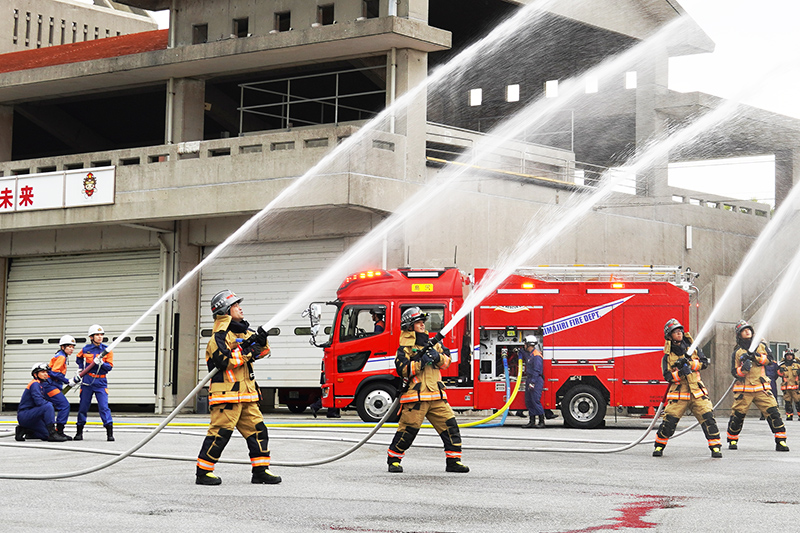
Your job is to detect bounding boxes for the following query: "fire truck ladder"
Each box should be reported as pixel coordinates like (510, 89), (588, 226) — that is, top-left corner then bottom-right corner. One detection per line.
(515, 264), (697, 287)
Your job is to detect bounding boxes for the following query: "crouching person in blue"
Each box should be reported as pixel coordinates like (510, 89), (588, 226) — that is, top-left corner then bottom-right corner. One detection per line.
(75, 324), (114, 441)
(16, 363), (69, 442)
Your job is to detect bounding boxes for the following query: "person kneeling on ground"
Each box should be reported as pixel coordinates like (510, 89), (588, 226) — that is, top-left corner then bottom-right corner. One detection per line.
(16, 363), (69, 442)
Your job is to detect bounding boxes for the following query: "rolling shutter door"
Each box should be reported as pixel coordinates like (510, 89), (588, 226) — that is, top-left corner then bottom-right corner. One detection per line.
(198, 239), (344, 388)
(2, 251), (161, 405)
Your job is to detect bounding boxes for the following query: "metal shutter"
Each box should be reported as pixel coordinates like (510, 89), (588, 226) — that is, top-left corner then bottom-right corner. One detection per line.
(2, 251), (161, 405)
(198, 239), (345, 388)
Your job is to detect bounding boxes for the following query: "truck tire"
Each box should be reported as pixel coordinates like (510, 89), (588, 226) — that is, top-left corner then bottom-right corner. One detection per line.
(355, 382), (397, 423)
(287, 404), (307, 414)
(561, 384), (606, 429)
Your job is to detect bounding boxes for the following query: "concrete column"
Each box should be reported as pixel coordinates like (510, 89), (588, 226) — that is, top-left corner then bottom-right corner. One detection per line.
(0, 106), (13, 162)
(392, 48), (428, 182)
(169, 78), (206, 144)
(774, 149), (800, 208)
(397, 0), (429, 21)
(633, 50), (669, 199)
(708, 274), (741, 414)
(170, 220), (202, 411)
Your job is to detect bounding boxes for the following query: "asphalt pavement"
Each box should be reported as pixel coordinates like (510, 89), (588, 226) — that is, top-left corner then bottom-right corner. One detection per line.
(1, 409), (798, 532)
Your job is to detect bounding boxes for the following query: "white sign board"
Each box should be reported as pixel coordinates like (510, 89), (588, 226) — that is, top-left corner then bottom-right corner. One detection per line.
(0, 166), (115, 213)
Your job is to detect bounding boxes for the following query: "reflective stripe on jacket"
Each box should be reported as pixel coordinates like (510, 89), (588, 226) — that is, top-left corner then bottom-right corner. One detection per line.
(661, 333), (709, 400)
(731, 341), (771, 393)
(395, 329), (450, 404)
(778, 361), (800, 390)
(206, 315), (269, 406)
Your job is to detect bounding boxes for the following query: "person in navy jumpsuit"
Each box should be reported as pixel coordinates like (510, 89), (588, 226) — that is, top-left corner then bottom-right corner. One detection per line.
(520, 336), (545, 428)
(45, 335), (77, 440)
(16, 363), (68, 442)
(75, 324), (115, 441)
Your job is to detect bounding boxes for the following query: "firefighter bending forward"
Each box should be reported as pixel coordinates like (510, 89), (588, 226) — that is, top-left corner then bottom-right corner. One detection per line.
(726, 320), (789, 452)
(195, 290), (281, 485)
(653, 319), (722, 458)
(386, 307), (469, 473)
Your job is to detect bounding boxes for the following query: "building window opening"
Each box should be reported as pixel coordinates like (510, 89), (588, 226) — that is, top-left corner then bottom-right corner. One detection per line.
(83, 24), (88, 41)
(94, 26), (99, 39)
(545, 79), (558, 98)
(468, 88), (482, 106)
(275, 11), (291, 32)
(625, 71), (637, 89)
(505, 84), (520, 102)
(233, 17), (249, 37)
(192, 23), (208, 44)
(60, 19), (65, 44)
(13, 10), (19, 44)
(25, 12), (31, 47)
(48, 17), (54, 45)
(363, 0), (379, 18)
(72, 22), (77, 42)
(318, 4), (335, 25)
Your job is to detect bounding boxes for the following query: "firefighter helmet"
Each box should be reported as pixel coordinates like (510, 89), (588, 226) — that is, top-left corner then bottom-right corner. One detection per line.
(370, 308), (385, 320)
(401, 307), (428, 329)
(210, 289), (243, 317)
(735, 320), (753, 338)
(664, 319), (683, 340)
(59, 335), (76, 347)
(785, 349), (796, 360)
(31, 362), (49, 377)
(88, 324), (104, 337)
(523, 335), (538, 347)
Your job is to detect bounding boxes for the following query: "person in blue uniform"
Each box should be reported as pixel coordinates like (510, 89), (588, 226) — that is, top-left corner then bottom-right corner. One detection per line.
(45, 334), (78, 440)
(16, 362), (68, 442)
(520, 336), (545, 428)
(75, 324), (114, 442)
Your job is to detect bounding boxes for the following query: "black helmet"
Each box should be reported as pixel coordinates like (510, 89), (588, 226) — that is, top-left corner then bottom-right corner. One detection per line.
(664, 319), (683, 340)
(370, 308), (385, 320)
(735, 320), (753, 338)
(210, 289), (243, 317)
(401, 307), (428, 329)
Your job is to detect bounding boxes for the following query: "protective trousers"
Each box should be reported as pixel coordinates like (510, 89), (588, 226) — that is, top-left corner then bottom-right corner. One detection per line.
(727, 390), (786, 444)
(48, 391), (70, 426)
(655, 396), (720, 450)
(77, 387), (112, 426)
(196, 402), (270, 474)
(525, 376), (545, 417)
(17, 403), (55, 440)
(387, 399), (462, 463)
(783, 390), (800, 416)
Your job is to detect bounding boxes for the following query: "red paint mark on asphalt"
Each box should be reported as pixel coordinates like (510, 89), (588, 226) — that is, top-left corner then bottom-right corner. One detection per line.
(553, 495), (684, 532)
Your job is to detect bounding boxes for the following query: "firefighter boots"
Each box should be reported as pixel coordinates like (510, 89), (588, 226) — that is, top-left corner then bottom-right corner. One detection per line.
(47, 424), (69, 442)
(105, 423), (115, 442)
(788, 414), (794, 421)
(74, 424), (84, 441)
(776, 440), (790, 452)
(728, 440), (738, 450)
(388, 461), (403, 473)
(535, 415), (545, 428)
(56, 423), (73, 441)
(196, 471), (222, 486)
(14, 426), (25, 441)
(710, 446), (722, 458)
(251, 467), (282, 484)
(445, 458), (469, 473)
(522, 416), (544, 428)
(652, 446), (664, 457)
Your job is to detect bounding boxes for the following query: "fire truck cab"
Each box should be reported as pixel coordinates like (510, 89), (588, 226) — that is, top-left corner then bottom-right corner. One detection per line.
(307, 265), (696, 428)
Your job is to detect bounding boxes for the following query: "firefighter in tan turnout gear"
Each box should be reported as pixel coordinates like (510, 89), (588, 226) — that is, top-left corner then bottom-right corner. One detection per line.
(726, 320), (789, 452)
(386, 307), (469, 473)
(777, 349), (800, 420)
(195, 290), (281, 485)
(653, 319), (722, 458)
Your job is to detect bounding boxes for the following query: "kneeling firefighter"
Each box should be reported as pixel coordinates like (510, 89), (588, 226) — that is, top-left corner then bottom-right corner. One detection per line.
(16, 363), (69, 442)
(386, 307), (469, 473)
(726, 320), (789, 452)
(195, 290), (281, 485)
(653, 319), (722, 458)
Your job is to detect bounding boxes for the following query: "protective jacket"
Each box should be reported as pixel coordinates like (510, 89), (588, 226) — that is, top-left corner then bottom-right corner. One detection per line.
(778, 360), (800, 391)
(730, 340), (771, 393)
(521, 347), (543, 381)
(48, 349), (70, 390)
(206, 315), (270, 407)
(661, 333), (709, 400)
(77, 343), (114, 391)
(396, 329), (449, 404)
(19, 379), (50, 411)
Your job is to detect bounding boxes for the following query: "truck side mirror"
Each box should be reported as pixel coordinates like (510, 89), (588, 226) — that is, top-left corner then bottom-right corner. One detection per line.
(302, 304), (323, 346)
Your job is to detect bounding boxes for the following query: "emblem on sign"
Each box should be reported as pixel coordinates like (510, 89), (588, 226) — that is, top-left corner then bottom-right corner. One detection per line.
(82, 172), (97, 198)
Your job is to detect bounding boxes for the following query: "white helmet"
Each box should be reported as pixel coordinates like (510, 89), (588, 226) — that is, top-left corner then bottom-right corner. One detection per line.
(88, 324), (104, 336)
(59, 335), (76, 346)
(31, 362), (49, 377)
(524, 335), (538, 346)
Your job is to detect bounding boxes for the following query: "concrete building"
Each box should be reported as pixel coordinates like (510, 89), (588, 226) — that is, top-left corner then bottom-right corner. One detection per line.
(0, 0), (798, 414)
(2, 0), (155, 53)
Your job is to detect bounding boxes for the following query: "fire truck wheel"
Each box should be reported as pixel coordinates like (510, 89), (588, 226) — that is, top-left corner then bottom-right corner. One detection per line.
(287, 404), (307, 414)
(561, 384), (607, 429)
(356, 382), (398, 423)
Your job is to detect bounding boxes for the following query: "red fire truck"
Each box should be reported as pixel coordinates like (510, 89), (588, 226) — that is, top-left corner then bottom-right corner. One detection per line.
(305, 265), (697, 428)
